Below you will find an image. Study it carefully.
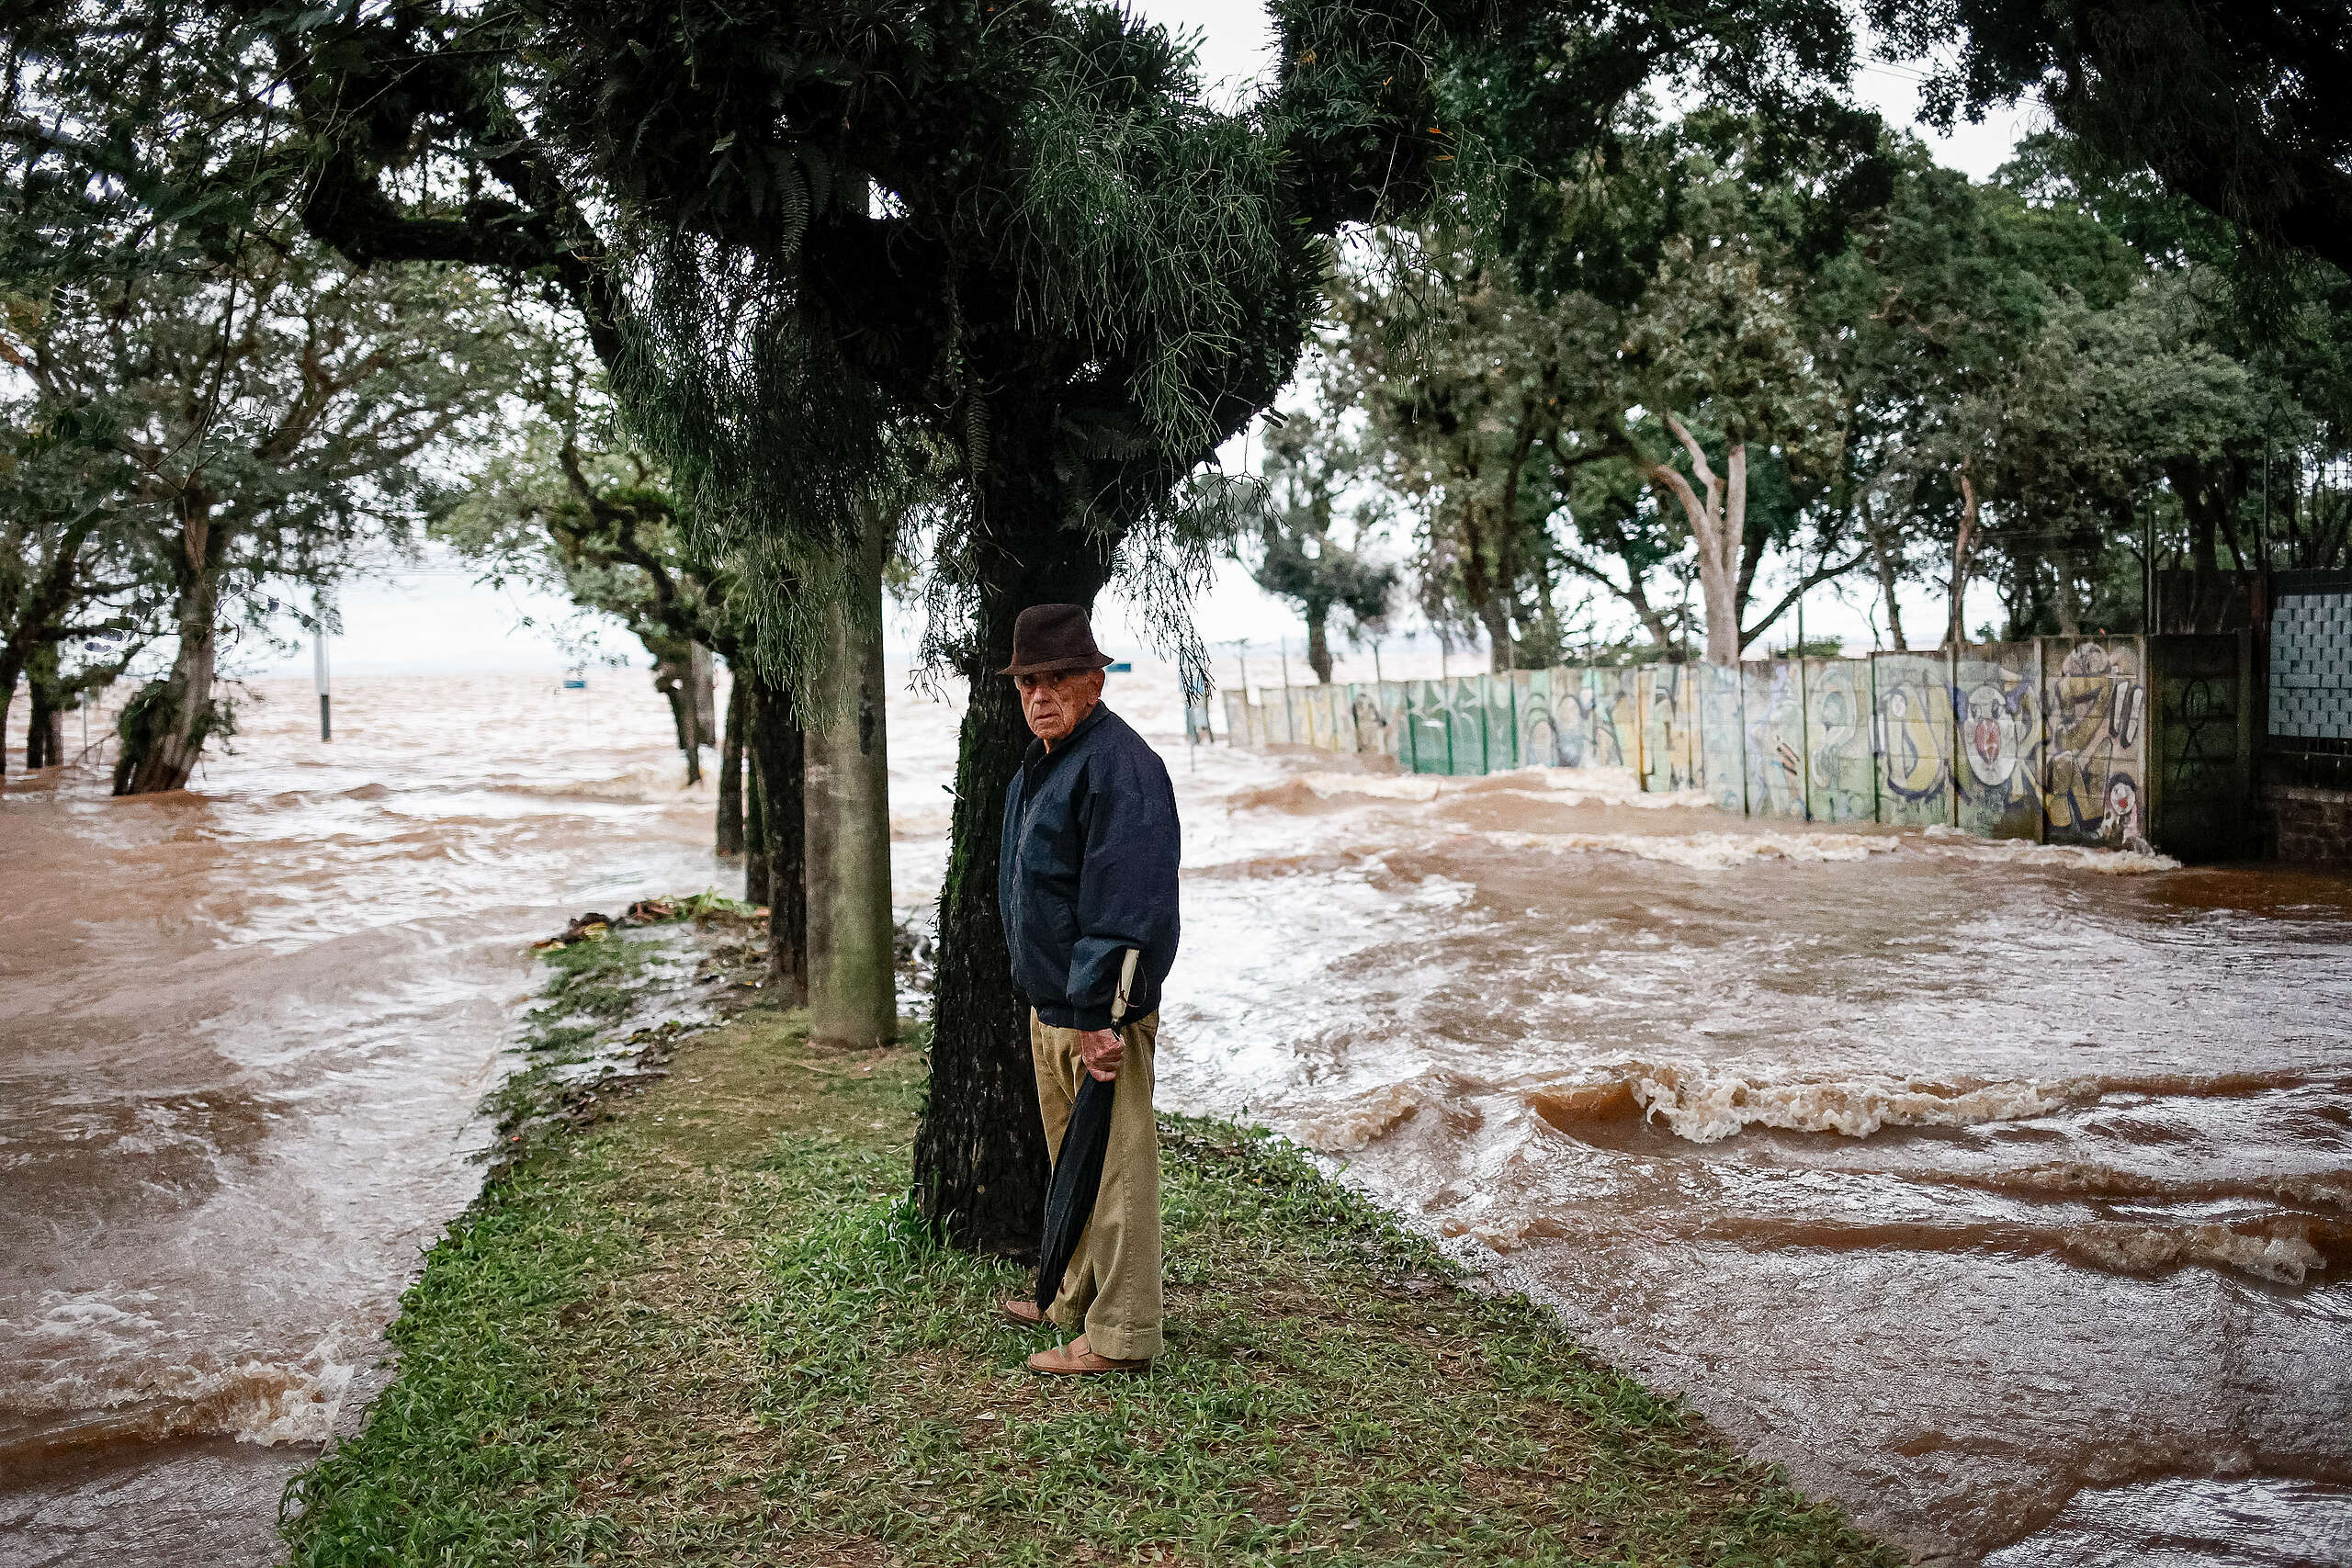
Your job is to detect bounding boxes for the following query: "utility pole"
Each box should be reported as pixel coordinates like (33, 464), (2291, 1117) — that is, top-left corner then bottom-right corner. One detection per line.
(2143, 489), (2157, 635)
(2261, 423), (2273, 571)
(1279, 636), (1295, 741)
(312, 602), (333, 741)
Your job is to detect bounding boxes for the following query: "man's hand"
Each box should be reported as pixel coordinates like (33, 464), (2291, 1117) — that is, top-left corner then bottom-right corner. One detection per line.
(1077, 1027), (1124, 1082)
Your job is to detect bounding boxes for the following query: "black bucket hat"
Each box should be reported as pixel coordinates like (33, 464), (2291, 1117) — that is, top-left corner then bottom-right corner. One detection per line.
(1001, 604), (1114, 676)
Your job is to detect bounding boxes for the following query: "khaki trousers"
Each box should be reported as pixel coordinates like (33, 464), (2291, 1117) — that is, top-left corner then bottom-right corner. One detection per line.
(1030, 1009), (1164, 1361)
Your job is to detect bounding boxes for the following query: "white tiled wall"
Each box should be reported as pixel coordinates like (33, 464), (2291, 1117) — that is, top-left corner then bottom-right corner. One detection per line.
(2273, 592), (2352, 739)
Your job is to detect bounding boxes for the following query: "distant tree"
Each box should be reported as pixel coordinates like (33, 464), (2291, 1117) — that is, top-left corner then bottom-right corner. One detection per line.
(437, 412), (725, 788)
(0, 213), (532, 791)
(1329, 225), (1599, 669)
(1248, 412), (1396, 682)
(0, 387), (160, 774)
(1333, 118), (1874, 668)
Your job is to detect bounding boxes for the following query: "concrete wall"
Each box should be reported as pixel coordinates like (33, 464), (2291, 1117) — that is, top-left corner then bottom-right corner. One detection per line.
(2266, 784), (2352, 866)
(1222, 636), (2259, 861)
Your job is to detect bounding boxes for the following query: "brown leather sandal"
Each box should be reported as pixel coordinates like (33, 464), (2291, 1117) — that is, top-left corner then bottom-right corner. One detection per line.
(1000, 1298), (1047, 1327)
(1026, 1335), (1148, 1376)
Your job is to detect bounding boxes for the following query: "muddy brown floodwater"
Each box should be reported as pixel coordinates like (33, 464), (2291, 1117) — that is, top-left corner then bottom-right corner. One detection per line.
(1136, 703), (2352, 1568)
(4, 662), (2348, 1567)
(0, 673), (727, 1566)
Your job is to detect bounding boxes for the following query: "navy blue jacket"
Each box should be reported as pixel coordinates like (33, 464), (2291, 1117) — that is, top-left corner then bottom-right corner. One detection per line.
(998, 704), (1181, 1031)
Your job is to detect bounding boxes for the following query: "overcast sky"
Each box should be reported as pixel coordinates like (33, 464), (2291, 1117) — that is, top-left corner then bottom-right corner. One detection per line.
(249, 3), (2033, 680)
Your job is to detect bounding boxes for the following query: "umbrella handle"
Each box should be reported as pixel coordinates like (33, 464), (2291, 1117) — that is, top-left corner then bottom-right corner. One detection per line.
(1111, 947), (1139, 1028)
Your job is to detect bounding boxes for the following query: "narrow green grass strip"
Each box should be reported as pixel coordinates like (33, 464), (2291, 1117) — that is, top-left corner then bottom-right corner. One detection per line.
(285, 982), (1895, 1568)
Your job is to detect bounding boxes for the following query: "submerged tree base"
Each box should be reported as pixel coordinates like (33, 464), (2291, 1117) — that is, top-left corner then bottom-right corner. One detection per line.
(282, 992), (1897, 1567)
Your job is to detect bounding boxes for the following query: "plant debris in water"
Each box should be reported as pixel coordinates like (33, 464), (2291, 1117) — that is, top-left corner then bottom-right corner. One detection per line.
(488, 891), (775, 1169)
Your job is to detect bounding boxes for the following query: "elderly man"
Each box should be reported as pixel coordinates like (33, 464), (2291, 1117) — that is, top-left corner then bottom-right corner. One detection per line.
(994, 604), (1180, 1375)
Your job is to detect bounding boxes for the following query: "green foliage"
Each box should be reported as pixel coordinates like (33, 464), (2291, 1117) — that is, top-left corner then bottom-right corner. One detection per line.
(1873, 0), (2352, 279)
(2, 51), (552, 769)
(1245, 403), (1397, 675)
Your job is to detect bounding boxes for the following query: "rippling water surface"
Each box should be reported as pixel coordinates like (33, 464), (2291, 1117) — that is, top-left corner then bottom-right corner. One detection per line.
(1136, 703), (2352, 1567)
(0, 673), (726, 1565)
(5, 663), (2348, 1566)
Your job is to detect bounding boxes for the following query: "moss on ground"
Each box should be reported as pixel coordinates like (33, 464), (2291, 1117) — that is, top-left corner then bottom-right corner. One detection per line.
(284, 943), (1897, 1567)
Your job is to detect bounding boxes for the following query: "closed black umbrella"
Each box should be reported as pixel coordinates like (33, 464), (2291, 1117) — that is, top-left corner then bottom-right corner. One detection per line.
(1034, 951), (1137, 1317)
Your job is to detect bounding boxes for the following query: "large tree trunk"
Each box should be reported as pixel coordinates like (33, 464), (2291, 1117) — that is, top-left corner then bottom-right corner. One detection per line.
(1644, 414), (1745, 665)
(118, 516), (224, 795)
(1306, 607), (1334, 682)
(744, 751), (770, 906)
(748, 674), (808, 1005)
(914, 459), (1115, 1257)
(689, 639), (718, 750)
(26, 687), (62, 770)
(716, 671), (746, 859)
(24, 645), (62, 771)
(917, 636), (1048, 1257)
(804, 527), (897, 1049)
(1860, 491), (1908, 650)
(2053, 547), (2084, 638)
(651, 644), (703, 786)
(1948, 470), (1980, 649)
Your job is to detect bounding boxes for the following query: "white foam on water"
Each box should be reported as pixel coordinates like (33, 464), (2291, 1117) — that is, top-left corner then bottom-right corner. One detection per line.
(3, 1303), (357, 1452)
(1919, 822), (2181, 874)
(1478, 827), (1899, 869)
(1523, 1063), (2086, 1144)
(1290, 1082), (1425, 1153)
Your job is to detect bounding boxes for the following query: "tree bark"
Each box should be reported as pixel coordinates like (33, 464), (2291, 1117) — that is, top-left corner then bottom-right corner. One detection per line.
(118, 506), (224, 795)
(914, 482), (1114, 1258)
(1643, 414), (1746, 665)
(25, 645), (60, 771)
(25, 685), (51, 771)
(1476, 595), (1513, 672)
(1860, 490), (1908, 650)
(716, 671), (746, 858)
(917, 644), (1048, 1258)
(748, 674), (808, 1005)
(1948, 469), (1980, 649)
(804, 526), (897, 1049)
(689, 639), (718, 750)
(1306, 608), (1334, 682)
(651, 647), (703, 786)
(744, 750), (770, 906)
(25, 676), (63, 770)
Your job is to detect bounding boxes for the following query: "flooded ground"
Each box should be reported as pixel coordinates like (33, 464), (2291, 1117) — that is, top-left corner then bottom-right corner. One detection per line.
(0, 673), (726, 1566)
(1118, 684), (2352, 1568)
(4, 660), (2347, 1565)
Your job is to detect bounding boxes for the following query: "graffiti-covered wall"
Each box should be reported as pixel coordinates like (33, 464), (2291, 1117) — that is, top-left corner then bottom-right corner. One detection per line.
(1226, 636), (2254, 859)
(1805, 660), (1876, 823)
(1954, 642), (2044, 840)
(2043, 639), (2145, 848)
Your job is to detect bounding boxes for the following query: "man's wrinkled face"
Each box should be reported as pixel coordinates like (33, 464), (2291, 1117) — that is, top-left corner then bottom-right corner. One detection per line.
(1017, 669), (1104, 747)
